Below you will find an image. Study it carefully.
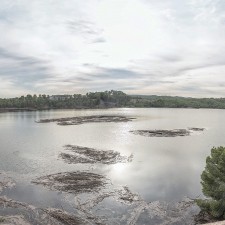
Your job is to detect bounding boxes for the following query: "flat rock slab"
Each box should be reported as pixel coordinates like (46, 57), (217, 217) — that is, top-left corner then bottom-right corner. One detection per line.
(37, 115), (135, 126)
(60, 145), (133, 164)
(130, 128), (205, 137)
(32, 171), (107, 194)
(205, 223), (225, 225)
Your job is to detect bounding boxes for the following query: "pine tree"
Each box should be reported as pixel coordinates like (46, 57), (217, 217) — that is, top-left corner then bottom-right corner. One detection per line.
(197, 146), (225, 218)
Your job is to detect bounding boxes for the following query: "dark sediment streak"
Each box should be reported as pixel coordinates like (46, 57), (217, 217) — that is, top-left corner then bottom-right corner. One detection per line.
(37, 115), (135, 126)
(60, 145), (133, 164)
(130, 128), (205, 137)
(32, 171), (108, 194)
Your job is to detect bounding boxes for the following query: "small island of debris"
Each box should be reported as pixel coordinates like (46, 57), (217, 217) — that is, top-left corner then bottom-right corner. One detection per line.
(0, 195), (89, 225)
(130, 128), (205, 137)
(188, 127), (205, 132)
(60, 145), (133, 164)
(32, 171), (108, 194)
(37, 115), (135, 126)
(0, 172), (15, 193)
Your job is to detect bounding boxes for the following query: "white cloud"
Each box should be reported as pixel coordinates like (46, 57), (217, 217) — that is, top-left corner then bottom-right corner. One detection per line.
(0, 0), (225, 97)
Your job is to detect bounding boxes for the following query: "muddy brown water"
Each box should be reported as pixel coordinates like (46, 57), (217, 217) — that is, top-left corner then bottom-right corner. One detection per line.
(0, 108), (225, 224)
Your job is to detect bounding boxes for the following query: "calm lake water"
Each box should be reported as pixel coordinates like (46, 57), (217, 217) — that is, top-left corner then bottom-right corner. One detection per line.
(1, 108), (225, 224)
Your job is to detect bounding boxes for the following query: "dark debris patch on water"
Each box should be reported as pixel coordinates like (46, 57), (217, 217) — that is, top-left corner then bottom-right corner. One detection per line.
(60, 145), (133, 165)
(188, 127), (205, 132)
(0, 214), (32, 225)
(43, 208), (89, 225)
(0, 195), (99, 225)
(74, 187), (198, 225)
(0, 181), (199, 225)
(0, 172), (15, 194)
(0, 196), (68, 225)
(130, 128), (205, 137)
(116, 186), (140, 204)
(37, 115), (135, 126)
(32, 171), (108, 194)
(145, 198), (198, 225)
(0, 195), (198, 225)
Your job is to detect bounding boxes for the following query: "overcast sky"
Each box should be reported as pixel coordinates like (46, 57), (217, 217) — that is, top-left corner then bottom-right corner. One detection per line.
(0, 0), (225, 97)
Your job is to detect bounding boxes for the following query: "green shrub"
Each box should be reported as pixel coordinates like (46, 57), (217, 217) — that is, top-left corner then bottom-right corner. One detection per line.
(197, 146), (225, 218)
(0, 217), (5, 223)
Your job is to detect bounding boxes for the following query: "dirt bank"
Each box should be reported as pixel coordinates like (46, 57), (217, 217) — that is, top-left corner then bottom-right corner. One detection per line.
(194, 210), (225, 225)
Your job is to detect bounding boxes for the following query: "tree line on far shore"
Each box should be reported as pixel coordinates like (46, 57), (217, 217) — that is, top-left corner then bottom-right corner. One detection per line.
(0, 90), (129, 109)
(1, 90), (225, 109)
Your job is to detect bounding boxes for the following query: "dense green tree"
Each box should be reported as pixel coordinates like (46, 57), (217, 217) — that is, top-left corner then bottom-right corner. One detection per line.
(196, 147), (225, 218)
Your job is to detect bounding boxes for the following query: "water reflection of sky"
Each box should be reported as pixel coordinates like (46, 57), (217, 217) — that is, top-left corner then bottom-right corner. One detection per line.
(1, 108), (225, 205)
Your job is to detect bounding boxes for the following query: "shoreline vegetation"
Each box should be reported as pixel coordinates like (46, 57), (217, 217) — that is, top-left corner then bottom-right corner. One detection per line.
(1, 90), (225, 112)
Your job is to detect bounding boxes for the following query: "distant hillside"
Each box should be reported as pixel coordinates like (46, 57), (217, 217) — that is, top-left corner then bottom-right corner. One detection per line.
(1, 90), (225, 110)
